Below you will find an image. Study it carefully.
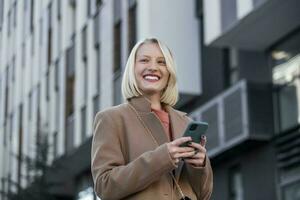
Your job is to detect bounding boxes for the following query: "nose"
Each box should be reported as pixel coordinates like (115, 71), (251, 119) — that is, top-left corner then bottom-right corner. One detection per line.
(147, 61), (158, 71)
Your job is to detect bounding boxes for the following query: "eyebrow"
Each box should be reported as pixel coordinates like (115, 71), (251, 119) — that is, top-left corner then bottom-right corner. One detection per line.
(136, 55), (165, 59)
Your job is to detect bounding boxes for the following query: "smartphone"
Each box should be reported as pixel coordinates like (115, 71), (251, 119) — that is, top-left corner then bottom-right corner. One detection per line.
(180, 121), (209, 147)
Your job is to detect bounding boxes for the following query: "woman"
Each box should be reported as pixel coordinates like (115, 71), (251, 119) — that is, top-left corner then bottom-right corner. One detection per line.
(91, 38), (213, 200)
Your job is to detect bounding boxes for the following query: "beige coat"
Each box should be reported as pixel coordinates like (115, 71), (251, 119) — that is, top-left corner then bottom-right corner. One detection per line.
(91, 96), (213, 200)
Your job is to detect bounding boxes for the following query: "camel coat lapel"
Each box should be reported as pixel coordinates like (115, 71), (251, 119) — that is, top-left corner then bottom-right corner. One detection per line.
(129, 96), (190, 180)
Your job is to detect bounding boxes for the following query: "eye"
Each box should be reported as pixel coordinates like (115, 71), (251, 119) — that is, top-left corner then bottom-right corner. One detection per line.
(140, 58), (149, 63)
(158, 60), (166, 65)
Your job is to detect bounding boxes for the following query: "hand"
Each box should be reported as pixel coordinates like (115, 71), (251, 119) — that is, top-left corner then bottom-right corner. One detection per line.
(167, 137), (195, 166)
(184, 135), (207, 167)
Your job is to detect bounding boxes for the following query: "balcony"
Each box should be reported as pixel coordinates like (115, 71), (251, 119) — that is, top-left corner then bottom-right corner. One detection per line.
(190, 80), (273, 158)
(204, 0), (300, 50)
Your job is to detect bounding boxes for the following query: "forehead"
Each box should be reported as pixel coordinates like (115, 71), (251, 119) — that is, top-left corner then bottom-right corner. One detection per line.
(136, 42), (164, 58)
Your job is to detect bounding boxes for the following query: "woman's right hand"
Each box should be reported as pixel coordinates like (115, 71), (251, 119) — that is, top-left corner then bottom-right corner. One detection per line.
(167, 137), (196, 166)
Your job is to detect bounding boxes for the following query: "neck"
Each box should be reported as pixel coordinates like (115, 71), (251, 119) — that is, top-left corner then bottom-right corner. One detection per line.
(143, 93), (163, 110)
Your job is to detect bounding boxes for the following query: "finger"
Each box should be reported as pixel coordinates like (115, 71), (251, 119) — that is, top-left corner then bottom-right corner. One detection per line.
(185, 157), (206, 167)
(188, 142), (207, 153)
(200, 135), (206, 147)
(176, 146), (195, 153)
(190, 152), (206, 160)
(176, 151), (196, 158)
(171, 137), (192, 146)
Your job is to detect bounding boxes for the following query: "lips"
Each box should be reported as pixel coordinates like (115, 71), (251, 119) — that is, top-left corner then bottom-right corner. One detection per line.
(143, 74), (161, 81)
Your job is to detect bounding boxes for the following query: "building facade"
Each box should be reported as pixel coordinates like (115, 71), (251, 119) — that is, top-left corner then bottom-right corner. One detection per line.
(0, 0), (299, 199)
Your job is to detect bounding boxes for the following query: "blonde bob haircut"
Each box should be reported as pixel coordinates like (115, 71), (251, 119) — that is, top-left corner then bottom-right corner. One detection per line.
(121, 38), (179, 106)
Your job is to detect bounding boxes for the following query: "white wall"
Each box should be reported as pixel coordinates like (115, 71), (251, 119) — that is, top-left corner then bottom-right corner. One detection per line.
(137, 0), (202, 95)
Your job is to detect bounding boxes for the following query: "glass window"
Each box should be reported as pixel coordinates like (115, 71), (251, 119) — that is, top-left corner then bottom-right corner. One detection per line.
(81, 106), (87, 142)
(55, 59), (59, 91)
(47, 3), (52, 66)
(30, 0), (34, 32)
(57, 0), (61, 20)
(13, 1), (17, 28)
(28, 91), (32, 120)
(283, 180), (300, 200)
(0, 0), (4, 29)
(271, 30), (300, 133)
(128, 4), (136, 53)
(93, 11), (100, 48)
(229, 165), (244, 200)
(76, 174), (95, 200)
(82, 26), (87, 61)
(93, 94), (99, 117)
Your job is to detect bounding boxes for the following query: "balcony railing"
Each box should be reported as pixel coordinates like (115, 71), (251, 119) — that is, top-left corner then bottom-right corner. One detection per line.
(190, 80), (273, 158)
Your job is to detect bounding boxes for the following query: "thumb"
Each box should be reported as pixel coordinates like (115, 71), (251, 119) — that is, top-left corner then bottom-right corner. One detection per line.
(200, 135), (207, 147)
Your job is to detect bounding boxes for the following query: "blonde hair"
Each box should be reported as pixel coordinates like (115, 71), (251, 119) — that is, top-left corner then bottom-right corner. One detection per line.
(121, 38), (179, 106)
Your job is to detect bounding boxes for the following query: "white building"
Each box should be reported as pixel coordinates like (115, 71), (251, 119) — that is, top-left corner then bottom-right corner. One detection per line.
(0, 0), (202, 199)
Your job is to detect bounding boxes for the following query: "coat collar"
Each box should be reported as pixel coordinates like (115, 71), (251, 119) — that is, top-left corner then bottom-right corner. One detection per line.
(128, 96), (189, 180)
(128, 96), (188, 143)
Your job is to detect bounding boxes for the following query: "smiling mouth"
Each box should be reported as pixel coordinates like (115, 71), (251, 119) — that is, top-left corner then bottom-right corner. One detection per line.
(143, 75), (161, 81)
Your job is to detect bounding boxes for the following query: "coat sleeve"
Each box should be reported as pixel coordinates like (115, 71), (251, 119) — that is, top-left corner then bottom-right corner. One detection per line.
(91, 111), (176, 200)
(185, 156), (213, 200)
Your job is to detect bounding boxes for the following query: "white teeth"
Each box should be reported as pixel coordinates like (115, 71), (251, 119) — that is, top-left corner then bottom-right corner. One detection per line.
(144, 75), (159, 80)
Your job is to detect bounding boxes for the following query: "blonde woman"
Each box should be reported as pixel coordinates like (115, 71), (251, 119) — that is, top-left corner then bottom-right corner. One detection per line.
(91, 38), (213, 200)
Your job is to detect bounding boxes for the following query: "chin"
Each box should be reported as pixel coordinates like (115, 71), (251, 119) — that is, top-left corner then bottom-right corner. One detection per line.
(141, 88), (162, 95)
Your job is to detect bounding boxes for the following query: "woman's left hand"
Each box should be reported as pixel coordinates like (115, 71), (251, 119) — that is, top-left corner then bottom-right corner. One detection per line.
(184, 135), (207, 167)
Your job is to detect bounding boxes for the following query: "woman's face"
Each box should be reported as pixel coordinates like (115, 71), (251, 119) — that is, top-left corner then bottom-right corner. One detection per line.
(134, 42), (170, 97)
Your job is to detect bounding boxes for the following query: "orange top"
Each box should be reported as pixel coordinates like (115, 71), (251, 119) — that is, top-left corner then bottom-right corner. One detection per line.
(152, 108), (172, 141)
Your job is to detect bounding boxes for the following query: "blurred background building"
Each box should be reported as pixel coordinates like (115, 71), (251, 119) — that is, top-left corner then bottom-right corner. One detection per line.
(0, 0), (299, 199)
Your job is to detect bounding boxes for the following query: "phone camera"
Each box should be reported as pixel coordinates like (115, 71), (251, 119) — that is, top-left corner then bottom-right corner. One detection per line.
(189, 124), (197, 131)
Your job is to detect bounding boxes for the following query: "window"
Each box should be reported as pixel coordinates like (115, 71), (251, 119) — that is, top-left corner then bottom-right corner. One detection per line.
(70, 0), (76, 36)
(0, 0), (4, 30)
(57, 0), (61, 20)
(128, 4), (136, 53)
(36, 84), (41, 143)
(224, 48), (240, 88)
(47, 3), (52, 66)
(93, 94), (99, 117)
(57, 0), (62, 54)
(31, 28), (35, 55)
(82, 26), (88, 102)
(95, 47), (100, 93)
(22, 43), (25, 68)
(282, 177), (300, 200)
(113, 21), (121, 73)
(28, 91), (32, 120)
(7, 10), (11, 37)
(30, 0), (34, 32)
(271, 31), (300, 133)
(13, 1), (17, 28)
(12, 56), (16, 82)
(55, 91), (60, 131)
(39, 18), (43, 46)
(65, 44), (75, 153)
(87, 0), (91, 17)
(229, 165), (244, 200)
(4, 67), (9, 123)
(93, 11), (100, 48)
(53, 131), (58, 157)
(82, 26), (87, 61)
(17, 104), (23, 186)
(46, 70), (50, 101)
(81, 106), (87, 141)
(113, 18), (122, 105)
(55, 59), (60, 91)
